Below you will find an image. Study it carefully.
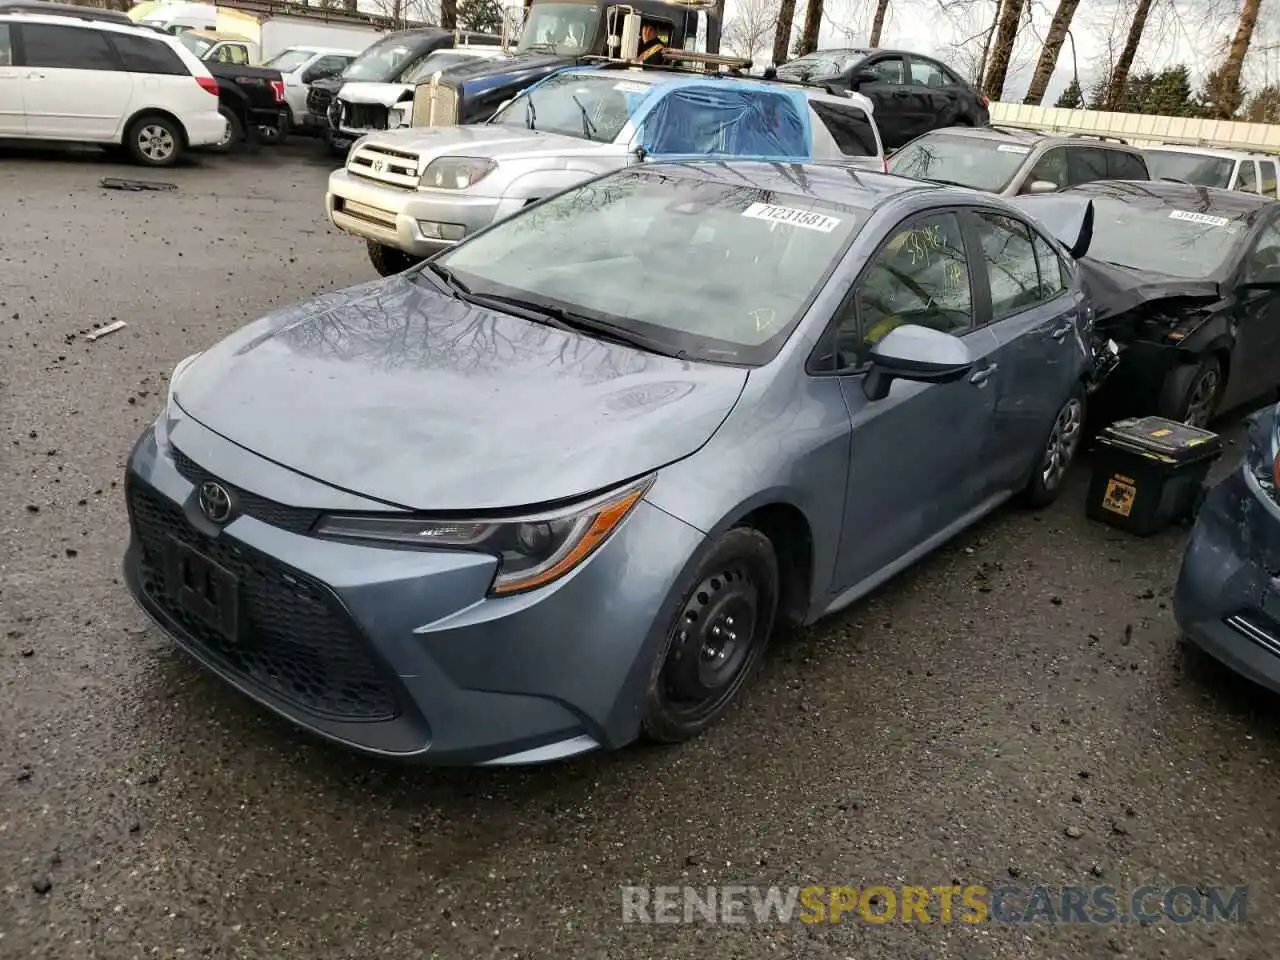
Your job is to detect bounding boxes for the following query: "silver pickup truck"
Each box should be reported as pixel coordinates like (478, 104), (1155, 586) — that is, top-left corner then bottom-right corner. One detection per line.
(326, 64), (887, 276)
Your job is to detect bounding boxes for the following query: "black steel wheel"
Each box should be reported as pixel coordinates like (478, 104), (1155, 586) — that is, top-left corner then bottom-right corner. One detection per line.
(641, 527), (779, 744)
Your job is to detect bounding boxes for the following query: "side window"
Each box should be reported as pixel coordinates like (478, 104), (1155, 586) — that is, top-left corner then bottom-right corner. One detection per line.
(1031, 232), (1067, 300)
(109, 34), (187, 75)
(908, 56), (947, 87)
(1065, 146), (1109, 185)
(1235, 161), (1258, 193)
(0, 24), (11, 66)
(972, 213), (1043, 320)
(832, 212), (972, 366)
(1107, 150), (1148, 180)
(316, 55), (348, 76)
(939, 64), (965, 86)
(865, 56), (905, 85)
(809, 101), (878, 156)
(1245, 221), (1280, 277)
(1025, 147), (1066, 190)
(220, 44), (249, 65)
(20, 23), (121, 70)
(1262, 160), (1279, 199)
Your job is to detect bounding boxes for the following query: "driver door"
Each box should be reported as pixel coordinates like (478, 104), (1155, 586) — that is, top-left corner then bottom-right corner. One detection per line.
(826, 210), (1001, 593)
(1226, 217), (1280, 405)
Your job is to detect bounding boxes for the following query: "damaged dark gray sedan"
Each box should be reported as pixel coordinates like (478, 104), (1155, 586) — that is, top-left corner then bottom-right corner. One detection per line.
(1175, 402), (1280, 693)
(123, 161), (1096, 766)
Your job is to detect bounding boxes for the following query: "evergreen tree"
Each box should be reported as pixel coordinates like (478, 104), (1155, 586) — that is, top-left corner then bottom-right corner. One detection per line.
(456, 0), (504, 34)
(1053, 79), (1084, 109)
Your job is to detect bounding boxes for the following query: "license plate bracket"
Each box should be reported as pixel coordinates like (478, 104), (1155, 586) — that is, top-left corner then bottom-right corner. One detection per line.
(164, 537), (240, 641)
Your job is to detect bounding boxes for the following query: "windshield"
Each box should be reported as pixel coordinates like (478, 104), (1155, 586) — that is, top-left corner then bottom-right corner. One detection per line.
(176, 32), (212, 58)
(1085, 195), (1247, 278)
(262, 49), (313, 73)
(517, 2), (598, 56)
(777, 50), (865, 79)
(401, 50), (486, 84)
(490, 72), (650, 143)
(434, 170), (864, 364)
(889, 134), (1030, 192)
(1143, 150), (1236, 189)
(343, 35), (427, 82)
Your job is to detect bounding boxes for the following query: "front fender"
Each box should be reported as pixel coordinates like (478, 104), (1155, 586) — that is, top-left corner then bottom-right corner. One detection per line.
(501, 167), (615, 202)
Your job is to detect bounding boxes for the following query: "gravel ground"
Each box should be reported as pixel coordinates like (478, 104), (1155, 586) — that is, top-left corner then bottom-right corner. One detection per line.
(2, 140), (1279, 960)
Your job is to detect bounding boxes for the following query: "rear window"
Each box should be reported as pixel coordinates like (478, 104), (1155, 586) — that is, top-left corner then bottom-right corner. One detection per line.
(810, 101), (878, 156)
(1143, 150), (1235, 188)
(262, 48), (312, 73)
(110, 33), (187, 75)
(888, 133), (1031, 192)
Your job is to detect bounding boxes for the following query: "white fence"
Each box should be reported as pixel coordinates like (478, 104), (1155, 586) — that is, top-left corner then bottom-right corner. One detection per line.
(988, 103), (1280, 154)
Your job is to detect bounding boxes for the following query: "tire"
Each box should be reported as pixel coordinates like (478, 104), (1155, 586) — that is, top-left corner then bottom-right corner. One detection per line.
(125, 114), (184, 167)
(1159, 354), (1223, 427)
(206, 106), (243, 154)
(1021, 383), (1086, 508)
(640, 527), (780, 744)
(366, 240), (421, 277)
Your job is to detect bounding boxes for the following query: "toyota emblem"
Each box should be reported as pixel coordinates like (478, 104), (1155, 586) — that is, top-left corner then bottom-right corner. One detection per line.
(372, 159), (385, 173)
(198, 481), (234, 524)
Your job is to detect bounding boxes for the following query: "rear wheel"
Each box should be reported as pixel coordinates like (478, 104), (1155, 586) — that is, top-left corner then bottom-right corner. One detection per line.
(641, 528), (779, 744)
(206, 106), (243, 153)
(125, 114), (183, 167)
(366, 240), (422, 277)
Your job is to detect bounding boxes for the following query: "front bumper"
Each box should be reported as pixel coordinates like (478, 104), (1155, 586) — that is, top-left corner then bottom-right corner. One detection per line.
(1174, 464), (1280, 695)
(121, 417), (705, 765)
(326, 167), (523, 258)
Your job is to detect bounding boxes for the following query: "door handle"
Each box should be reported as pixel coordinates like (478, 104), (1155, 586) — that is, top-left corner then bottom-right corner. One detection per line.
(1051, 322), (1074, 342)
(25, 72), (46, 80)
(969, 363), (997, 385)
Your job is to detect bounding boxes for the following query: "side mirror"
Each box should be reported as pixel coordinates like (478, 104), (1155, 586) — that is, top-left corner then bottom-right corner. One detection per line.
(1026, 180), (1059, 195)
(862, 324), (974, 402)
(850, 68), (879, 89)
(1242, 263), (1280, 290)
(300, 69), (317, 84)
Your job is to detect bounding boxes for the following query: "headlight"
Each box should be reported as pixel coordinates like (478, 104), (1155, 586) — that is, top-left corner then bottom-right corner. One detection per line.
(314, 476), (653, 595)
(420, 156), (496, 190)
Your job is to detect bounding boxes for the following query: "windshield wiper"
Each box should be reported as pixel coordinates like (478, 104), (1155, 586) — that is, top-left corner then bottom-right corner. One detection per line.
(417, 261), (472, 296)
(571, 94), (597, 139)
(462, 291), (686, 358)
(524, 95), (537, 130)
(917, 177), (979, 189)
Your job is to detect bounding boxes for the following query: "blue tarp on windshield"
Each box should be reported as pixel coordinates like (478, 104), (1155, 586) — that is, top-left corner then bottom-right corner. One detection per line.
(634, 79), (813, 161)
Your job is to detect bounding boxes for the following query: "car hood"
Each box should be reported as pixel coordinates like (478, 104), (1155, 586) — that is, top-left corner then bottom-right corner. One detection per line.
(1077, 258), (1223, 324)
(338, 81), (410, 106)
(359, 123), (614, 161)
(172, 276), (747, 511)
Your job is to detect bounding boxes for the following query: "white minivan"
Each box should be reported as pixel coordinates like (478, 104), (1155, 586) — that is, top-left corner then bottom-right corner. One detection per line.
(0, 0), (227, 166)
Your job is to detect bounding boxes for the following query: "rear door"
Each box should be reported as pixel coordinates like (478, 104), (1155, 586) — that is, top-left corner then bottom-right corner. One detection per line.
(1064, 145), (1111, 187)
(0, 23), (23, 136)
(15, 22), (133, 141)
(907, 54), (964, 129)
(1230, 216), (1280, 402)
(1105, 148), (1149, 181)
(964, 209), (1085, 492)
(107, 31), (192, 138)
(857, 54), (917, 148)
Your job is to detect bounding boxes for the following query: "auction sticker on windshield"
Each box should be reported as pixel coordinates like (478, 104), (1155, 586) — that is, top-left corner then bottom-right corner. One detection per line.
(1169, 210), (1230, 227)
(614, 81), (649, 93)
(743, 203), (841, 233)
(996, 144), (1031, 154)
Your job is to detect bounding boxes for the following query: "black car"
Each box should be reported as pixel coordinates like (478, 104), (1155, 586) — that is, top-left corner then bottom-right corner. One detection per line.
(769, 47), (989, 149)
(1073, 181), (1280, 426)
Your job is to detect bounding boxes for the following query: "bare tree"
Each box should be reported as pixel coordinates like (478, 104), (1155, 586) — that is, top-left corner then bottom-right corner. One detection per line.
(798, 0), (823, 54)
(983, 0), (1024, 99)
(722, 0), (777, 62)
(440, 0), (457, 28)
(1022, 0), (1080, 104)
(772, 0), (798, 65)
(1211, 0), (1265, 118)
(1103, 0), (1154, 109)
(868, 0), (889, 46)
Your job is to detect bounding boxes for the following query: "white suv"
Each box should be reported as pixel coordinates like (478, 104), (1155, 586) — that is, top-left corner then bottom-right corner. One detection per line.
(0, 0), (227, 166)
(1143, 145), (1280, 200)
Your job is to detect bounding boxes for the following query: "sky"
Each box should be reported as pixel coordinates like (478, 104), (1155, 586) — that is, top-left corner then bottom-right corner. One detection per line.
(720, 0), (1280, 103)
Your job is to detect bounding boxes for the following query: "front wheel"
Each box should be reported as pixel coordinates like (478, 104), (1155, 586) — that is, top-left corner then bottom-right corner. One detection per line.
(1160, 355), (1223, 427)
(366, 240), (422, 277)
(125, 114), (183, 167)
(640, 527), (779, 744)
(1022, 384), (1085, 508)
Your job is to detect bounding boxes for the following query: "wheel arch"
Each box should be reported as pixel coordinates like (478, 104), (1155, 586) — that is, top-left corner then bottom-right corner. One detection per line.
(121, 108), (189, 148)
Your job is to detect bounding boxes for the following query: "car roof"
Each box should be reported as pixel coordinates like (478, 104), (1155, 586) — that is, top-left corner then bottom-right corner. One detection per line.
(905, 125), (1138, 150)
(635, 160), (937, 210)
(0, 7), (179, 38)
(1145, 144), (1277, 161)
(1065, 178), (1275, 222)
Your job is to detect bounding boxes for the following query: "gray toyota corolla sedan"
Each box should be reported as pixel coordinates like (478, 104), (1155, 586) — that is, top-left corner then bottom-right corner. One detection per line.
(123, 161), (1095, 766)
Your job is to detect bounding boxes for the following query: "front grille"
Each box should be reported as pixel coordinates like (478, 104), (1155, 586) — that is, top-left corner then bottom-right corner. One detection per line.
(341, 101), (389, 132)
(171, 447), (319, 534)
(128, 476), (400, 723)
(347, 144), (420, 189)
(412, 82), (458, 127)
(307, 85), (334, 117)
